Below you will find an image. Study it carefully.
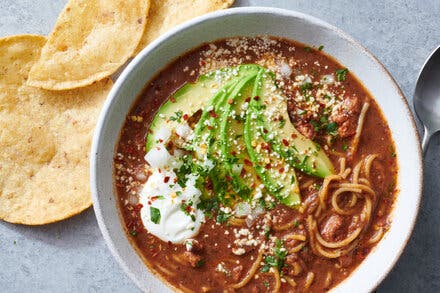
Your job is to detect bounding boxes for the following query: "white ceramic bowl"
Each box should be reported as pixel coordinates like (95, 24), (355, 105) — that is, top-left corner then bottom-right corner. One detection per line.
(91, 7), (422, 293)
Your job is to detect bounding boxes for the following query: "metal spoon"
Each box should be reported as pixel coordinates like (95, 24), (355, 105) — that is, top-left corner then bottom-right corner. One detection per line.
(414, 45), (440, 156)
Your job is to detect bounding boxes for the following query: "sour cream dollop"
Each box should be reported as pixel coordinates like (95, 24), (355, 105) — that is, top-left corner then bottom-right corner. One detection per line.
(139, 168), (205, 243)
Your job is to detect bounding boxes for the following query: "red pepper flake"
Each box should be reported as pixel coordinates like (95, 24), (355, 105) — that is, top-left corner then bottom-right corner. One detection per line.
(265, 163), (271, 169)
(282, 139), (289, 146)
(261, 142), (271, 151)
(167, 141), (174, 149)
(170, 97), (176, 103)
(173, 177), (178, 184)
(291, 133), (297, 139)
(225, 175), (232, 182)
(148, 129), (153, 134)
(205, 178), (213, 190)
(164, 176), (170, 183)
(147, 201), (152, 205)
(209, 110), (218, 118)
(200, 60), (206, 66)
(133, 203), (143, 211)
(245, 97), (251, 103)
(207, 126), (214, 130)
(254, 95), (260, 101)
(279, 167), (285, 173)
(240, 168), (246, 178)
(158, 139), (163, 143)
(263, 128), (268, 134)
(244, 159), (252, 166)
(183, 114), (189, 121)
(228, 99), (233, 105)
(230, 150), (237, 156)
(185, 205), (192, 213)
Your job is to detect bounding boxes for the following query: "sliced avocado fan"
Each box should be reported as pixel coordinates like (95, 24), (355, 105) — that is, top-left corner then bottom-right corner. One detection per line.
(145, 64), (335, 209)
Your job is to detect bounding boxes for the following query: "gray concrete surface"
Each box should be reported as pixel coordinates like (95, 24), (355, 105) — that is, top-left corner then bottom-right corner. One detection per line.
(0, 0), (439, 292)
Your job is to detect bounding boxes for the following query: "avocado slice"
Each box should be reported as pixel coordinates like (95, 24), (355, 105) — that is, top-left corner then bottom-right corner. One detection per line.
(216, 73), (259, 200)
(146, 65), (260, 151)
(245, 70), (301, 207)
(257, 69), (335, 178)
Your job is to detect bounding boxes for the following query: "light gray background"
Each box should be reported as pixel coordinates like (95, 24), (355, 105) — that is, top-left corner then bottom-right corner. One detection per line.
(0, 0), (439, 292)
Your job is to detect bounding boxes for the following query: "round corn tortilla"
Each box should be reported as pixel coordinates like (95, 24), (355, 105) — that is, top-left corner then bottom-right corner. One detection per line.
(134, 0), (234, 54)
(27, 0), (150, 91)
(0, 35), (113, 225)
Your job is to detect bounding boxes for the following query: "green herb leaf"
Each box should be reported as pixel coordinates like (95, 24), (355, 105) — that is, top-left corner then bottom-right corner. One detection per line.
(216, 210), (231, 224)
(150, 206), (161, 224)
(326, 122), (338, 135)
(196, 259), (205, 268)
(278, 118), (286, 129)
(169, 110), (183, 122)
(343, 143), (349, 152)
(304, 46), (311, 52)
(336, 68), (349, 81)
(318, 45), (324, 51)
(300, 82), (313, 95)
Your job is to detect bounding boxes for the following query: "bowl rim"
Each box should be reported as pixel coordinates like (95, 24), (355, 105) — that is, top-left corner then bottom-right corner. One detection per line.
(91, 6), (423, 292)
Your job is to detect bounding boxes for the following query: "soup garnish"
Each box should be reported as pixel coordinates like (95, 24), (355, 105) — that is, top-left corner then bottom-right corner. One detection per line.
(115, 36), (397, 292)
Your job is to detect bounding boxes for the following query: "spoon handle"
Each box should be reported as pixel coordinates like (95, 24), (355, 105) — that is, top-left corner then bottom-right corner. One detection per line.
(422, 127), (434, 157)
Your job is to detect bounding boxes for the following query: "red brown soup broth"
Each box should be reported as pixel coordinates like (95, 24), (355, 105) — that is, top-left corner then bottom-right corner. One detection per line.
(114, 36), (397, 292)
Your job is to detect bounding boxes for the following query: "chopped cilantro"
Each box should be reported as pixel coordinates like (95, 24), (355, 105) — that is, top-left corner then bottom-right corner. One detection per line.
(300, 82), (313, 94)
(180, 201), (193, 216)
(304, 46), (311, 52)
(130, 230), (138, 237)
(264, 227), (271, 240)
(343, 143), (349, 152)
(326, 122), (338, 136)
(310, 120), (320, 132)
(278, 118), (286, 129)
(169, 110), (183, 122)
(150, 206), (161, 224)
(293, 220), (300, 228)
(336, 68), (349, 81)
(261, 239), (287, 273)
(318, 45), (324, 51)
(263, 281), (270, 288)
(196, 259), (205, 268)
(234, 115), (246, 122)
(290, 175), (296, 184)
(216, 210), (231, 224)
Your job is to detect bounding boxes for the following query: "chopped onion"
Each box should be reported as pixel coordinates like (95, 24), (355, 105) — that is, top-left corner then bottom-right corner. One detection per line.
(279, 62), (292, 78)
(321, 74), (335, 85)
(232, 163), (243, 175)
(245, 205), (265, 227)
(144, 144), (171, 168)
(175, 123), (193, 141)
(154, 126), (171, 143)
(303, 76), (312, 84)
(235, 202), (251, 217)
